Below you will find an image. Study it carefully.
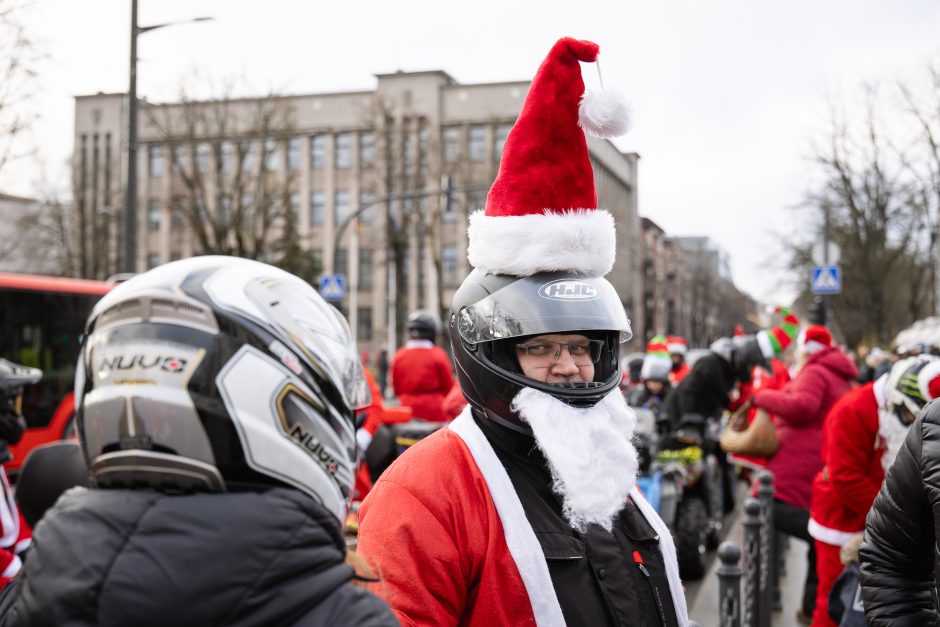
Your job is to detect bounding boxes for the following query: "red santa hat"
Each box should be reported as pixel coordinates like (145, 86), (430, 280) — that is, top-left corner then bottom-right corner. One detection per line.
(798, 324), (832, 355)
(666, 335), (688, 355)
(918, 359), (940, 401)
(467, 37), (630, 277)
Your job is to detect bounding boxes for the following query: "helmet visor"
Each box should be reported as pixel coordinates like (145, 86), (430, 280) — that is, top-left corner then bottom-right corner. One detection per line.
(457, 274), (632, 345)
(246, 278), (371, 410)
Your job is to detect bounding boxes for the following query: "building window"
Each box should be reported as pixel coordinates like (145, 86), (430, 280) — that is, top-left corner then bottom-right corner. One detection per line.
(310, 191), (325, 226)
(148, 145), (164, 177)
(359, 249), (373, 288)
(286, 137), (301, 171)
(443, 127), (461, 164)
(263, 137), (279, 172)
(218, 196), (232, 223)
(494, 123), (512, 158)
(359, 190), (375, 224)
(146, 253), (160, 269)
(310, 250), (323, 276)
(359, 131), (376, 167)
(442, 244), (459, 287)
(357, 307), (372, 341)
(468, 125), (486, 162)
(147, 201), (161, 231)
(240, 141), (255, 173)
(335, 249), (348, 279)
(171, 201), (184, 231)
(196, 143), (211, 174)
(310, 134), (326, 170)
(335, 132), (352, 169)
(334, 189), (350, 226)
(418, 126), (429, 178)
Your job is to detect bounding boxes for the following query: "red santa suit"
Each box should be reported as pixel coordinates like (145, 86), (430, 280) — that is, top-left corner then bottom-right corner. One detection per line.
(357, 408), (688, 627)
(0, 468), (30, 588)
(808, 378), (885, 627)
(353, 368), (385, 502)
(727, 358), (791, 471)
(668, 362), (691, 386)
(391, 340), (454, 423)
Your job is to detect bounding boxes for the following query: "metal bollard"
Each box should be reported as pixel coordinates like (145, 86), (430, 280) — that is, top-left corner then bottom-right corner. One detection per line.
(772, 531), (785, 611)
(717, 541), (743, 627)
(757, 472), (775, 627)
(742, 497), (762, 627)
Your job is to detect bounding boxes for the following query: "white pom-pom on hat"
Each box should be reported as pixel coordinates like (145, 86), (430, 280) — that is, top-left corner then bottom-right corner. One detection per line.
(579, 88), (631, 139)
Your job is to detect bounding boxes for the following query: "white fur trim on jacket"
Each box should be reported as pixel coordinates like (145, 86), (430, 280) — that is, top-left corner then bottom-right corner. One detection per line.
(467, 209), (617, 277)
(808, 518), (862, 547)
(449, 407), (689, 627)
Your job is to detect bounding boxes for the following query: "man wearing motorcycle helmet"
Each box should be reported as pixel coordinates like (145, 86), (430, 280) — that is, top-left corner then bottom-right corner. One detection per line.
(0, 257), (396, 626)
(358, 37), (688, 627)
(390, 309), (454, 422)
(0, 360), (41, 589)
(627, 335), (673, 413)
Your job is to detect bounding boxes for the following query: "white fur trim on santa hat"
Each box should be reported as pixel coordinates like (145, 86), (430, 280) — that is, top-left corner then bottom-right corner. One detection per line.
(467, 209), (616, 277)
(918, 359), (940, 401)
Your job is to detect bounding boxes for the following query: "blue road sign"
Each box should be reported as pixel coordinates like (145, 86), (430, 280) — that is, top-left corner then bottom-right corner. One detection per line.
(318, 274), (346, 302)
(811, 265), (841, 295)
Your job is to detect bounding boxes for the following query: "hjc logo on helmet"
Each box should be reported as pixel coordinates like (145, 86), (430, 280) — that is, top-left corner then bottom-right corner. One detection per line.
(538, 280), (599, 301)
(99, 354), (189, 373)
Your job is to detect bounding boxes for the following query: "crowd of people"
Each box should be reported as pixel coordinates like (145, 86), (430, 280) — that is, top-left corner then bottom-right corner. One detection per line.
(0, 35), (938, 627)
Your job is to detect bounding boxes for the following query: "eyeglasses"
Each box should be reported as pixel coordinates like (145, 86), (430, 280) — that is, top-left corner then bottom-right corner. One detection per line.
(515, 339), (604, 366)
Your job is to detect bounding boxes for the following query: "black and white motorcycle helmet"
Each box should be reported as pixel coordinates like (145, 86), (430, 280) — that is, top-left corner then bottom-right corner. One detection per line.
(449, 270), (631, 429)
(74, 256), (369, 524)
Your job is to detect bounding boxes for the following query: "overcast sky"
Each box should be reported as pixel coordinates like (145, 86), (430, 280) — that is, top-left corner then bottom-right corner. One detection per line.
(5, 0), (940, 303)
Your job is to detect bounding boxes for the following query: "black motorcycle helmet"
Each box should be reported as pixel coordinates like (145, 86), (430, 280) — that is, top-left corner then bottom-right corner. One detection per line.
(732, 336), (771, 383)
(0, 359), (42, 463)
(449, 270), (632, 431)
(407, 309), (441, 342)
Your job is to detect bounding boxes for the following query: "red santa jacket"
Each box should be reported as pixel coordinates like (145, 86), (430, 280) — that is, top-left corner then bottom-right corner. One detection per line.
(728, 359), (791, 470)
(668, 362), (691, 386)
(0, 468), (30, 588)
(809, 380), (885, 545)
(752, 347), (857, 509)
(391, 341), (454, 423)
(357, 409), (689, 627)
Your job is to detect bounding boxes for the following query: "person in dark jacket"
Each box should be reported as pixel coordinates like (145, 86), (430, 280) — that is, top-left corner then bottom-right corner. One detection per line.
(626, 335), (672, 415)
(0, 257), (396, 627)
(859, 394), (940, 625)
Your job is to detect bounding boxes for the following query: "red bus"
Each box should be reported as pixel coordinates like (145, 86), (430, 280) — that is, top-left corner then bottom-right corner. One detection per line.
(0, 272), (114, 473)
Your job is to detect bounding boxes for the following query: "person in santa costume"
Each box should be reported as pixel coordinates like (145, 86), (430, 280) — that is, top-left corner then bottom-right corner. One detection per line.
(667, 336), (691, 385)
(749, 323), (857, 624)
(390, 309), (454, 422)
(809, 355), (940, 627)
(357, 37), (689, 627)
(0, 360), (39, 590)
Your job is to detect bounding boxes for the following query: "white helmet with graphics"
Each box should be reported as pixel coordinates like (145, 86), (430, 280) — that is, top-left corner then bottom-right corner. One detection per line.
(75, 256), (369, 524)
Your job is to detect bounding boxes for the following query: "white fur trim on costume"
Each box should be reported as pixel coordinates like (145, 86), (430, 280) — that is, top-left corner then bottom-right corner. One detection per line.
(449, 407), (689, 627)
(808, 518), (863, 547)
(804, 339), (827, 355)
(873, 374), (888, 409)
(578, 88), (631, 139)
(918, 359), (940, 401)
(449, 408), (566, 626)
(1, 554), (21, 579)
(631, 486), (690, 626)
(467, 209), (616, 277)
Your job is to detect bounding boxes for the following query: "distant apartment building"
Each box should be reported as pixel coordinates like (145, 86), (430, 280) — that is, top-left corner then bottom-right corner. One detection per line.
(72, 70), (644, 355)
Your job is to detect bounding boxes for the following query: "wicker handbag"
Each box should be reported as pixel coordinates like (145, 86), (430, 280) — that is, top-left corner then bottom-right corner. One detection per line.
(719, 402), (779, 457)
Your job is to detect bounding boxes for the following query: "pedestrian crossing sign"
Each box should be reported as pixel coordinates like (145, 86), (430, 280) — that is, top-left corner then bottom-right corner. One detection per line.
(811, 265), (841, 295)
(319, 274), (346, 302)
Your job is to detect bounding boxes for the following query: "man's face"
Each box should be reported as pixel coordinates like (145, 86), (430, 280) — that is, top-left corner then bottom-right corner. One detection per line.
(671, 354), (684, 368)
(515, 333), (596, 384)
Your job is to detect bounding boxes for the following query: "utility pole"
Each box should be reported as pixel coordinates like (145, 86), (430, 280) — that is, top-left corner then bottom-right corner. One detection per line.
(122, 3), (212, 273)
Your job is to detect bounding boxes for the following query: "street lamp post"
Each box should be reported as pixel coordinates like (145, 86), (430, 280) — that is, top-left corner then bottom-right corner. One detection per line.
(123, 0), (212, 273)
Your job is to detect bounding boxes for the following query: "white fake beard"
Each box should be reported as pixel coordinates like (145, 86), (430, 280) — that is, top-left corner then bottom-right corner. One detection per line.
(877, 408), (911, 473)
(511, 387), (639, 532)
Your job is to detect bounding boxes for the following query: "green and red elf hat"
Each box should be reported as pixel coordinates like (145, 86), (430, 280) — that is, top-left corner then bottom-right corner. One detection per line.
(641, 335), (673, 381)
(756, 306), (799, 360)
(467, 37), (630, 277)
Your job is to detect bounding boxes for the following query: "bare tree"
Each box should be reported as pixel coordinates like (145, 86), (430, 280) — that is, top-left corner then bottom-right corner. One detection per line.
(0, 0), (40, 180)
(785, 89), (928, 347)
(144, 84), (302, 270)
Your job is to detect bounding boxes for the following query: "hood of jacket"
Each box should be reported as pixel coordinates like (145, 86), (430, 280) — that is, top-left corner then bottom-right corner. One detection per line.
(1, 487), (362, 627)
(806, 346), (859, 381)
